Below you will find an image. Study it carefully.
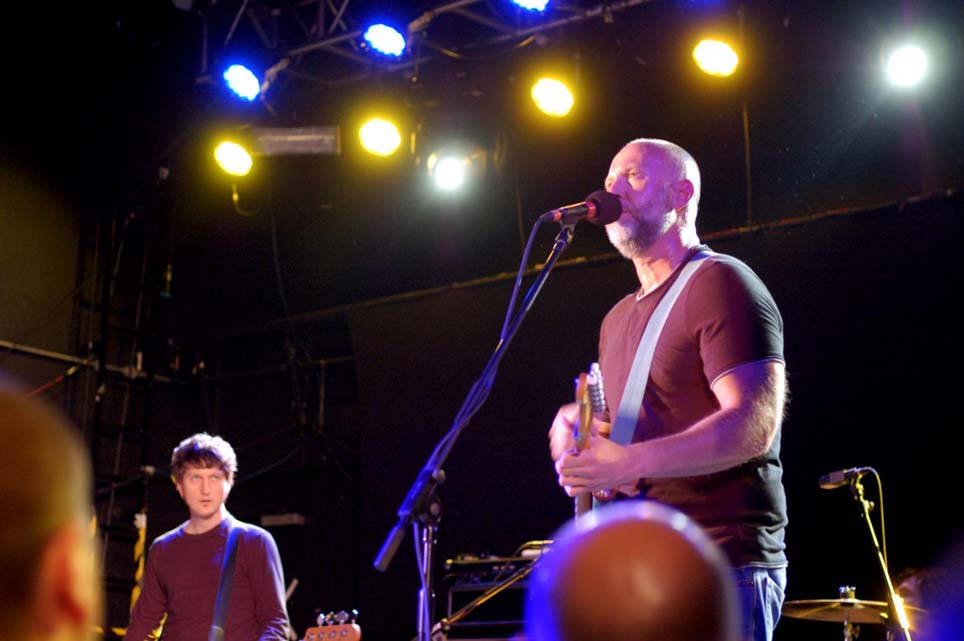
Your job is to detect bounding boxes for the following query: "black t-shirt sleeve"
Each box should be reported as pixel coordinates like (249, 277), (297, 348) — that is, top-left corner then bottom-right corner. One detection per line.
(685, 258), (784, 385)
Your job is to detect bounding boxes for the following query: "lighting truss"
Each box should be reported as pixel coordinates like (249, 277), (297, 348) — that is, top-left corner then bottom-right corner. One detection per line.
(197, 0), (652, 95)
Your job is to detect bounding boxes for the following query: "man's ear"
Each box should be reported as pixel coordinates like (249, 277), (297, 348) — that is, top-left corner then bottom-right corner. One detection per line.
(672, 179), (695, 210)
(32, 520), (99, 634)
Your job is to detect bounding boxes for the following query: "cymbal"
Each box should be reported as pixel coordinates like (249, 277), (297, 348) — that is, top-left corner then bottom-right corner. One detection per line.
(782, 599), (889, 625)
(782, 599), (927, 628)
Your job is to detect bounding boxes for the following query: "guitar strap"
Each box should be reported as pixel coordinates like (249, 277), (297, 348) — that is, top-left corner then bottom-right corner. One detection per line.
(608, 249), (716, 447)
(208, 519), (242, 641)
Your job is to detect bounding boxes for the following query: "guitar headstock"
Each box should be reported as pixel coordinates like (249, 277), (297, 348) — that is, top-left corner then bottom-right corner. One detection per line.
(573, 371), (592, 451)
(303, 610), (361, 641)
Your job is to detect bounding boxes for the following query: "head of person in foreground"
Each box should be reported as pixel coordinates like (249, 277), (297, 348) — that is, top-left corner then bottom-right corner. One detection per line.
(524, 501), (740, 641)
(0, 387), (101, 641)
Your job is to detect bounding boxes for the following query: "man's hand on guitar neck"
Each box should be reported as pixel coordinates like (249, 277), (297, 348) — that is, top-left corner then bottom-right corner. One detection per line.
(554, 434), (640, 498)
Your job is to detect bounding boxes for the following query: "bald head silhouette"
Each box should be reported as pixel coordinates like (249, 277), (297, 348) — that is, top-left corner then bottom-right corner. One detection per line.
(0, 386), (101, 641)
(525, 501), (740, 641)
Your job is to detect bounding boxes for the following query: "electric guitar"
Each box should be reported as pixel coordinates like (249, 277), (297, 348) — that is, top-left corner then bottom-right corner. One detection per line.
(572, 362), (637, 518)
(573, 363), (610, 518)
(302, 610), (361, 641)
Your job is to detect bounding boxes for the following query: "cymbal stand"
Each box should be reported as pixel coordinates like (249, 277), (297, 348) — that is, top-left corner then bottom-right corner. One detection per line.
(843, 620), (856, 641)
(849, 476), (913, 641)
(836, 586), (859, 641)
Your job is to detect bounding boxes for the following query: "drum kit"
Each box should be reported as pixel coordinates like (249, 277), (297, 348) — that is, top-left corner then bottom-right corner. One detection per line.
(782, 586), (926, 641)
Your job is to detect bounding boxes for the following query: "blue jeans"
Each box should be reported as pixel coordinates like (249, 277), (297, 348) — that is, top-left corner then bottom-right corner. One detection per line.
(733, 566), (787, 641)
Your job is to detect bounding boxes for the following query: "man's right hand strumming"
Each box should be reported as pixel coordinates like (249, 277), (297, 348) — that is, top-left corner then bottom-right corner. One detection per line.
(548, 402), (580, 461)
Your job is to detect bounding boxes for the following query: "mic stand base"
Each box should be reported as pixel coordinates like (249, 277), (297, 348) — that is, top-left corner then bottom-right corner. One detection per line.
(417, 489), (442, 641)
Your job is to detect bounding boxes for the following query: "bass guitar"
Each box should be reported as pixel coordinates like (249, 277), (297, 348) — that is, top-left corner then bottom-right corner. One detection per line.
(572, 362), (638, 518)
(572, 363), (608, 518)
(302, 610), (361, 641)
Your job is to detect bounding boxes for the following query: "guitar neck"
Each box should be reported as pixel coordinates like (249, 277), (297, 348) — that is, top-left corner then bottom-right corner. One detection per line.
(575, 493), (592, 517)
(573, 370), (594, 520)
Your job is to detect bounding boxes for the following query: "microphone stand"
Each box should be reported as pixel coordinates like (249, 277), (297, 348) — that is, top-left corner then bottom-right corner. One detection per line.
(849, 475), (913, 641)
(374, 222), (576, 641)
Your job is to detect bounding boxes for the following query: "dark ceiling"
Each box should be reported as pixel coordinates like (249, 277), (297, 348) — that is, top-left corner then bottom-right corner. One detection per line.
(3, 0), (963, 336)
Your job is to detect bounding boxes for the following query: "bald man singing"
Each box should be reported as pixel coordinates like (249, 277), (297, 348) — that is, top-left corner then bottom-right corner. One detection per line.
(0, 386), (101, 641)
(548, 139), (789, 641)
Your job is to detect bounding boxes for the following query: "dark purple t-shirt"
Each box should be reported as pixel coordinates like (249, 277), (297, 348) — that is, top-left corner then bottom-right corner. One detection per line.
(599, 246), (787, 567)
(124, 517), (289, 641)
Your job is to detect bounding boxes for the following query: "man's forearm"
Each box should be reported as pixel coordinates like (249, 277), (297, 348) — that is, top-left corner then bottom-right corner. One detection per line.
(628, 361), (785, 479)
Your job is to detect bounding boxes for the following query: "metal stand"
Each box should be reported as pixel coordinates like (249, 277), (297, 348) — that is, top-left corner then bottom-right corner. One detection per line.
(374, 223), (576, 641)
(416, 489), (442, 641)
(850, 477), (913, 641)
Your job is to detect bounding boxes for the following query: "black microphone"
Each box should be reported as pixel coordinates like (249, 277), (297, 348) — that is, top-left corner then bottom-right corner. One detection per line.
(818, 466), (873, 490)
(539, 190), (622, 226)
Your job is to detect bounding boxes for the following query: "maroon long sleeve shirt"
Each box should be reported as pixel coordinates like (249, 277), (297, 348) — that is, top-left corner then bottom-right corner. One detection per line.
(124, 517), (289, 641)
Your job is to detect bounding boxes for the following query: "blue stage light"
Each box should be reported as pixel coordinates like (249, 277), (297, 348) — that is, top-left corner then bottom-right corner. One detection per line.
(511, 0), (549, 10)
(363, 24), (406, 57)
(222, 64), (261, 101)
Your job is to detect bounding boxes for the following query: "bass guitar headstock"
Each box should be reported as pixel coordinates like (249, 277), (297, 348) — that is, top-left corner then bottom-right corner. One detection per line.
(303, 609), (361, 641)
(573, 371), (592, 452)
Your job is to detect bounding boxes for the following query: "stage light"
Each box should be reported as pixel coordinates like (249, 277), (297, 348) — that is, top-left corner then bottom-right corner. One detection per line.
(531, 78), (574, 117)
(363, 24), (406, 57)
(886, 44), (928, 88)
(359, 118), (402, 156)
(428, 154), (467, 191)
(511, 0), (549, 10)
(693, 39), (739, 77)
(222, 64), (261, 101)
(214, 141), (253, 177)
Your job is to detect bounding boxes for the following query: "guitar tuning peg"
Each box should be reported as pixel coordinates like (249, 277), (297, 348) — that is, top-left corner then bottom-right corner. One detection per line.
(350, 609), (359, 623)
(333, 610), (349, 625)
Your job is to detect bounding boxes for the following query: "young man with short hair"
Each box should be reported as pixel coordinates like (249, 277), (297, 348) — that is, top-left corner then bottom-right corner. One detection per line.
(124, 433), (289, 641)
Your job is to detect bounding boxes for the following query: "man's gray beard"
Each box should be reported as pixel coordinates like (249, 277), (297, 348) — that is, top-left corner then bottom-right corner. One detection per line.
(606, 216), (664, 259)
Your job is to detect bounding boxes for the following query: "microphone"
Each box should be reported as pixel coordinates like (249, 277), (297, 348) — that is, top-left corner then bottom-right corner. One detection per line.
(818, 466), (873, 490)
(539, 190), (622, 226)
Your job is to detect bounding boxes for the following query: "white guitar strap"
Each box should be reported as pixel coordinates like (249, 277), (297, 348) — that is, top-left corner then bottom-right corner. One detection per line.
(608, 249), (715, 447)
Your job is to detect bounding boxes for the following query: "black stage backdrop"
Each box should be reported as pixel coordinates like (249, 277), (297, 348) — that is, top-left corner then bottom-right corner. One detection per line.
(349, 191), (964, 641)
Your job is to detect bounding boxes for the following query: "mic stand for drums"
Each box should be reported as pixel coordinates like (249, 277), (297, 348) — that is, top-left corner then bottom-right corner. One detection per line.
(374, 222), (577, 641)
(849, 472), (914, 641)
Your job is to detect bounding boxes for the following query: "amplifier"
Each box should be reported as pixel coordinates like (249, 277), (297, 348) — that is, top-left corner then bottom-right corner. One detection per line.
(440, 543), (549, 641)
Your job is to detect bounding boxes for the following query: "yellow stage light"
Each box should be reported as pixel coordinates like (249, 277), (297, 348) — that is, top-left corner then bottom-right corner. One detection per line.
(693, 39), (739, 77)
(359, 118), (402, 156)
(214, 141), (253, 177)
(531, 78), (574, 117)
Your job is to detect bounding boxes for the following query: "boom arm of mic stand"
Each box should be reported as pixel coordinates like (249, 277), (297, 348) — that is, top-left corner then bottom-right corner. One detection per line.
(373, 223), (575, 574)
